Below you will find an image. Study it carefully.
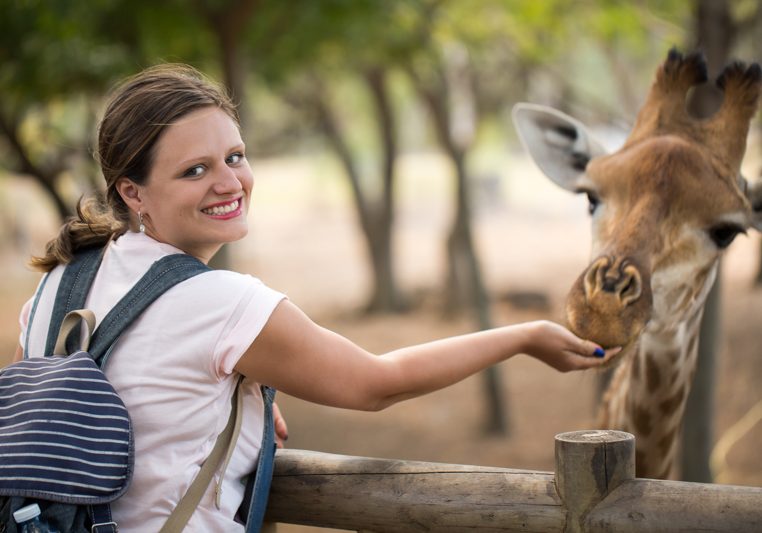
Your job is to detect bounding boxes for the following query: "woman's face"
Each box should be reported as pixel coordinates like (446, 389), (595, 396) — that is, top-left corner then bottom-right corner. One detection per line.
(137, 106), (253, 262)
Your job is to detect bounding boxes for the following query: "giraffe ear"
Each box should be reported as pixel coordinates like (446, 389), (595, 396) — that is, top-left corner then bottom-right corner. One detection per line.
(747, 178), (762, 232)
(512, 103), (608, 192)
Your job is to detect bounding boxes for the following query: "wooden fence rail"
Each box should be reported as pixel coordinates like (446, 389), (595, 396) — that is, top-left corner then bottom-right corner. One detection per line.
(264, 430), (762, 532)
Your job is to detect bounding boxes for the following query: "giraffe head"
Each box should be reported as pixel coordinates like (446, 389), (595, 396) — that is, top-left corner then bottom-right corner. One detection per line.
(513, 49), (762, 354)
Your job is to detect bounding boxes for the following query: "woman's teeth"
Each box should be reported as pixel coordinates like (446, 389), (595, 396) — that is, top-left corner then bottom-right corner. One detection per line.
(203, 200), (239, 215)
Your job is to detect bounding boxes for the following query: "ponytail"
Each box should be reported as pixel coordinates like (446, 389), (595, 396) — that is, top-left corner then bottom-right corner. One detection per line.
(29, 194), (126, 272)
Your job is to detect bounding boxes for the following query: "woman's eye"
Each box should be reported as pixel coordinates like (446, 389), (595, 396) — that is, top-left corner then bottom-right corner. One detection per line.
(226, 152), (244, 165)
(586, 192), (601, 215)
(708, 224), (744, 249)
(183, 165), (204, 178)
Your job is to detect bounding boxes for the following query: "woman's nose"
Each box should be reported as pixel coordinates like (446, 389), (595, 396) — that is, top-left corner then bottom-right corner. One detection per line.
(213, 166), (243, 195)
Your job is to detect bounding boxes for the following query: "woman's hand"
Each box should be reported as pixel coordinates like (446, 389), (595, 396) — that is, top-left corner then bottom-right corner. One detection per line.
(519, 320), (620, 372)
(273, 402), (289, 448)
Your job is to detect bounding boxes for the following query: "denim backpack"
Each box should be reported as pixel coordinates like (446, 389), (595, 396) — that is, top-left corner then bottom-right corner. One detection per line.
(0, 246), (279, 532)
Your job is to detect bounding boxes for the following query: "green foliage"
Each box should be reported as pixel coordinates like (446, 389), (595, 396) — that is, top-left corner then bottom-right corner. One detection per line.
(242, 0), (413, 83)
(0, 0), (226, 106)
(0, 0), (130, 104)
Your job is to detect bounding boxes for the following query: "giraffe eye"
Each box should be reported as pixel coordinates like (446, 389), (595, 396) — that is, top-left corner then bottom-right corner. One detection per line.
(586, 192), (601, 215)
(708, 223), (744, 249)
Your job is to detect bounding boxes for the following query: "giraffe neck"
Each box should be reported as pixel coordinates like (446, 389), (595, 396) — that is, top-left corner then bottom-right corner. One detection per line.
(600, 306), (703, 479)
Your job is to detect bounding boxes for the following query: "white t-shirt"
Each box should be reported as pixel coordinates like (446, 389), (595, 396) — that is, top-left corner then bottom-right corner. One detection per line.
(18, 232), (285, 531)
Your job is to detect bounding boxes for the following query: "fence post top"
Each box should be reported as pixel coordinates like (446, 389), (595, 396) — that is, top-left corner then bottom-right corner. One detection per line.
(555, 429), (634, 444)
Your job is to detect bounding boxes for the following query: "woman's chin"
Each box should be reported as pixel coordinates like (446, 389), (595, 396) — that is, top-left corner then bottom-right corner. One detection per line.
(217, 222), (249, 244)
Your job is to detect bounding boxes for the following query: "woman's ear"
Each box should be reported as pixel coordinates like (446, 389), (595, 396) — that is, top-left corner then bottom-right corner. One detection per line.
(115, 177), (143, 213)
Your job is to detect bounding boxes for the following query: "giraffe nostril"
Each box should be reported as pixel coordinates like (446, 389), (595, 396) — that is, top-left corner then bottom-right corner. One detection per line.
(620, 277), (634, 296)
(584, 256), (611, 299)
(620, 266), (643, 306)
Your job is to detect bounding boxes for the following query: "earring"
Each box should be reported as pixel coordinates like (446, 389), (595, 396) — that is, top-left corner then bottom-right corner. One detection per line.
(138, 211), (145, 233)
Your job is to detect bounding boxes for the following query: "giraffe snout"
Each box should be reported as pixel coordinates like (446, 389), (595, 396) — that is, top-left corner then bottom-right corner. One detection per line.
(566, 255), (652, 349)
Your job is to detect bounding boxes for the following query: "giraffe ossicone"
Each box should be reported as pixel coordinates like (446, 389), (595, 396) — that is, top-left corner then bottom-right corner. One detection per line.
(513, 49), (762, 479)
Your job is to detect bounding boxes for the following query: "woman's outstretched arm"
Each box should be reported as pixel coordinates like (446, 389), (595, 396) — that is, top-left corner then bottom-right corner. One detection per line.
(235, 300), (615, 412)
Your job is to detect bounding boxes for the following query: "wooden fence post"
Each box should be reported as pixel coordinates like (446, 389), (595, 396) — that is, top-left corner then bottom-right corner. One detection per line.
(555, 430), (635, 533)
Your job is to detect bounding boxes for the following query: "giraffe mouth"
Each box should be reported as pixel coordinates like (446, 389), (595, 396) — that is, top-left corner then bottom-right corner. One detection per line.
(564, 255), (653, 350)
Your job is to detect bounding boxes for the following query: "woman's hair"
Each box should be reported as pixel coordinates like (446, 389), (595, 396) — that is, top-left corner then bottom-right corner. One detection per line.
(31, 64), (239, 271)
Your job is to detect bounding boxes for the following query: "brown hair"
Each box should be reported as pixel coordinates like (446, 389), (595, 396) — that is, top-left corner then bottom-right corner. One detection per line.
(31, 64), (239, 271)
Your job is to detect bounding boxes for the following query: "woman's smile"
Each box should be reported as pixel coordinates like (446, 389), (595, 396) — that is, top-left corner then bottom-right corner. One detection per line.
(201, 197), (243, 218)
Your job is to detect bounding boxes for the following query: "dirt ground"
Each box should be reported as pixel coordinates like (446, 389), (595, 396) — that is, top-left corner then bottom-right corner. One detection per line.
(1, 150), (760, 532)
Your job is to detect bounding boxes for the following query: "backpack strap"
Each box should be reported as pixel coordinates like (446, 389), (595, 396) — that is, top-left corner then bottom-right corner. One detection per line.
(87, 253), (209, 365)
(239, 385), (278, 532)
(54, 309), (96, 355)
(24, 272), (50, 358)
(158, 377), (244, 533)
(43, 246), (104, 356)
(89, 504), (118, 533)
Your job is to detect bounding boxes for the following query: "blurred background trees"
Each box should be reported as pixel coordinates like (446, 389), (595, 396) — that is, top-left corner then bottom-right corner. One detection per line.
(1, 0), (704, 308)
(2, 0), (761, 478)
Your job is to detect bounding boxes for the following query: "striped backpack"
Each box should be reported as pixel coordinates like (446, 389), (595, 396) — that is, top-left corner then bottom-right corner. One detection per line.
(0, 246), (211, 532)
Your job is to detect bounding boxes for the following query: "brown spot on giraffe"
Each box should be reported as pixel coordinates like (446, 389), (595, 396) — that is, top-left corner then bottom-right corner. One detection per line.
(659, 385), (685, 415)
(658, 426), (678, 456)
(633, 404), (653, 437)
(645, 354), (661, 392)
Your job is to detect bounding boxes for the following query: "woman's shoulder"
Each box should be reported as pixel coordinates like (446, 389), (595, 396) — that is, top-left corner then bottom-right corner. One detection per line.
(184, 268), (280, 298)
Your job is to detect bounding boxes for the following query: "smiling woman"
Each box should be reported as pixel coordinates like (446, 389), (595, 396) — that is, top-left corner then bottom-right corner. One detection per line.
(9, 64), (616, 533)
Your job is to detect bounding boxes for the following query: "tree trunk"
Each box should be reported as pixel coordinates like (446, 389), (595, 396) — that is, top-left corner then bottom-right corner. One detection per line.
(447, 143), (506, 435)
(34, 173), (72, 221)
(682, 265), (719, 483)
(216, 23), (250, 128)
(680, 0), (734, 483)
(198, 0), (260, 128)
(308, 75), (404, 313)
(406, 59), (508, 434)
(362, 68), (405, 312)
(405, 64), (483, 315)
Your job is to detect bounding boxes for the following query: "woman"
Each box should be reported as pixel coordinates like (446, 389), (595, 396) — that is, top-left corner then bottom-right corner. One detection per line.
(15, 64), (615, 531)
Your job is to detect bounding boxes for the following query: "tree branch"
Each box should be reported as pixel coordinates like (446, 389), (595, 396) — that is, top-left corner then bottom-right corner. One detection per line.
(0, 107), (73, 218)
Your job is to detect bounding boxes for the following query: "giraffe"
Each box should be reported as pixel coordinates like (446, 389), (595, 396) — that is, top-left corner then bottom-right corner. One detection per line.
(512, 49), (762, 479)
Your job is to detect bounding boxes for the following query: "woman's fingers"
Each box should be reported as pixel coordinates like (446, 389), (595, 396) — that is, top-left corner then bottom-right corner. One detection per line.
(273, 402), (289, 448)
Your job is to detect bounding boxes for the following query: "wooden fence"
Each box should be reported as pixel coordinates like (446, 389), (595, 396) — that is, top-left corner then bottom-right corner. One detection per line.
(264, 430), (762, 532)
